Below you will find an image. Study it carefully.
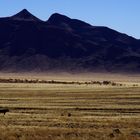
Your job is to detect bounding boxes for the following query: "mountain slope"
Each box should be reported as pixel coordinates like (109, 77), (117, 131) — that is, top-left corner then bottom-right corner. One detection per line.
(0, 9), (140, 73)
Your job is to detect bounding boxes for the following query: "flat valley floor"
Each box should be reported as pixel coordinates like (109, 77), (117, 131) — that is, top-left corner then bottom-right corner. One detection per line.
(0, 74), (140, 140)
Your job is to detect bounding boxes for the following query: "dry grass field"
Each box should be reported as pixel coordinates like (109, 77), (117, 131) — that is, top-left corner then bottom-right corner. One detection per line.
(0, 74), (140, 140)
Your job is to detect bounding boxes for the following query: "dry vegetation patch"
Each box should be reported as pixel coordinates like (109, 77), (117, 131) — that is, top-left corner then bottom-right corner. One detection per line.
(0, 81), (139, 140)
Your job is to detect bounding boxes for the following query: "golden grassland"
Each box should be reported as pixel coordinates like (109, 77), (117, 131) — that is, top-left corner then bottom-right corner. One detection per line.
(0, 77), (140, 140)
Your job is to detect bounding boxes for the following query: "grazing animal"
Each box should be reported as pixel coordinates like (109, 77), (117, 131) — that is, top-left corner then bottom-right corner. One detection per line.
(0, 108), (9, 115)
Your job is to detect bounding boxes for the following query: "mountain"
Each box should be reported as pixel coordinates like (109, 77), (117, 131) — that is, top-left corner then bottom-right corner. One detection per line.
(11, 9), (42, 21)
(0, 9), (140, 73)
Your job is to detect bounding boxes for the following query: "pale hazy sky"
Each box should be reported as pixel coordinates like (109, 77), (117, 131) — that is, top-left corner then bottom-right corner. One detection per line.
(0, 0), (140, 38)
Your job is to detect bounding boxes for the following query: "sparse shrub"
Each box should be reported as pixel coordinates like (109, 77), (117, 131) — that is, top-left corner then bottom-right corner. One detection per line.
(113, 128), (122, 134)
(103, 81), (111, 85)
(61, 113), (64, 116)
(68, 113), (71, 117)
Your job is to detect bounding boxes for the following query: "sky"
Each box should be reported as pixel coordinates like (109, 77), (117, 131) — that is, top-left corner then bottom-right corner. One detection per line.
(0, 0), (140, 39)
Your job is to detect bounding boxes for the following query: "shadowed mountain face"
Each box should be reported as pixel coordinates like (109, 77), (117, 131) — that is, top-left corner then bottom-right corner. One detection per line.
(0, 9), (140, 73)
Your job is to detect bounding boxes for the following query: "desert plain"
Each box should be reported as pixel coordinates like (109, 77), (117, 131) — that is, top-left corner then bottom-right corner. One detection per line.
(0, 73), (140, 140)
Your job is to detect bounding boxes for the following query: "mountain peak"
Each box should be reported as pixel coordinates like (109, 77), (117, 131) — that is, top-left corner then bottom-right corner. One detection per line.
(48, 13), (71, 24)
(20, 9), (29, 13)
(47, 13), (91, 28)
(11, 9), (41, 21)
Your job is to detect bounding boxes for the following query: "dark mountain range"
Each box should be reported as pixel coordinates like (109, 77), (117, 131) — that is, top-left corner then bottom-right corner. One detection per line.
(0, 9), (140, 73)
